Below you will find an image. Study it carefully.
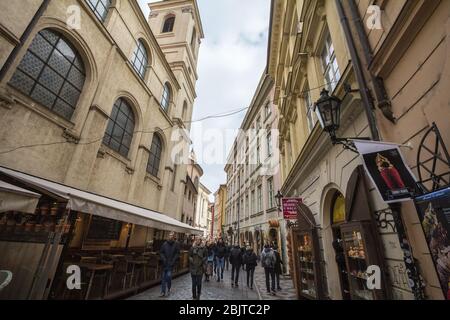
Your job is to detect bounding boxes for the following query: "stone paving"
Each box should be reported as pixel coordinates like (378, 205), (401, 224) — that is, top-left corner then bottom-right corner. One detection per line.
(253, 267), (298, 301)
(129, 265), (298, 301)
(129, 266), (259, 300)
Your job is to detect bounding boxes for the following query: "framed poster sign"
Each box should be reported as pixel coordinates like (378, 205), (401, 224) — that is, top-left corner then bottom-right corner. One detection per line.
(282, 198), (302, 220)
(354, 140), (418, 203)
(414, 187), (450, 300)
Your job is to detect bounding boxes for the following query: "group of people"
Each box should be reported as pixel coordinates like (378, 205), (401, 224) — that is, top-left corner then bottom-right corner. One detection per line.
(158, 232), (284, 300)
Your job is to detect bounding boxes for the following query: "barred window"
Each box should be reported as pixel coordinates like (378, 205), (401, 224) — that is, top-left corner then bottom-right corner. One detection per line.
(162, 16), (175, 33)
(86, 0), (111, 22)
(103, 98), (135, 157)
(9, 29), (86, 120)
(147, 134), (162, 177)
(131, 40), (148, 79)
(161, 83), (171, 111)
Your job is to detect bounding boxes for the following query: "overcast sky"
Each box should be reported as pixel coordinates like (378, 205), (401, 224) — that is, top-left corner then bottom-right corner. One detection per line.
(138, 0), (271, 196)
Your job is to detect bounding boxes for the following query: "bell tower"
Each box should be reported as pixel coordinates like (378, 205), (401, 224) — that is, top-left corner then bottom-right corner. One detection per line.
(147, 0), (204, 128)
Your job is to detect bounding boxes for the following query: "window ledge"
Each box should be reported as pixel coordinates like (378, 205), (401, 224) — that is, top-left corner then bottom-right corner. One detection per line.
(98, 144), (132, 167)
(145, 173), (163, 190)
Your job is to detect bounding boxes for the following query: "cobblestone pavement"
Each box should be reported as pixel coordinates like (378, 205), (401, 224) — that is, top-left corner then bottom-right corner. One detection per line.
(129, 265), (298, 300)
(129, 266), (259, 300)
(253, 267), (298, 300)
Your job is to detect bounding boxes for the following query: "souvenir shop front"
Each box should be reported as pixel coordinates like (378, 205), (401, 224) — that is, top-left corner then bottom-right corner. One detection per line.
(0, 166), (201, 300)
(289, 167), (388, 300)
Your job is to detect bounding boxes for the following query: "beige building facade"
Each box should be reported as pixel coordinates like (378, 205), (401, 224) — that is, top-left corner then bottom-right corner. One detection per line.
(195, 182), (211, 236)
(267, 0), (448, 300)
(0, 0), (203, 222)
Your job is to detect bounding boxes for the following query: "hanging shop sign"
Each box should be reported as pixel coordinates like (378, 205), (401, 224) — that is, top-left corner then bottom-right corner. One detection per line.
(282, 198), (303, 220)
(353, 140), (418, 203)
(414, 186), (450, 300)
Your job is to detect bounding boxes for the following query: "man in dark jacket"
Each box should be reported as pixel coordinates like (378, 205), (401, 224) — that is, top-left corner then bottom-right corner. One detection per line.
(243, 246), (258, 289)
(224, 242), (231, 271)
(229, 245), (243, 287)
(214, 239), (226, 282)
(273, 247), (283, 291)
(189, 237), (207, 300)
(159, 232), (180, 297)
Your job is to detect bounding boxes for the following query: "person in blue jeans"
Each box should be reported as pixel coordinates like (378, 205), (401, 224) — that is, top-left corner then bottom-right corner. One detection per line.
(214, 239), (226, 282)
(159, 232), (180, 297)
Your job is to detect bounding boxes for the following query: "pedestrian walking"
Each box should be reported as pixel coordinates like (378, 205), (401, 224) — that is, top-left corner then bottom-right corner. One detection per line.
(205, 241), (214, 282)
(215, 239), (226, 282)
(273, 246), (283, 291)
(224, 242), (231, 271)
(261, 244), (276, 295)
(243, 246), (257, 290)
(189, 237), (207, 300)
(229, 244), (243, 287)
(159, 232), (180, 297)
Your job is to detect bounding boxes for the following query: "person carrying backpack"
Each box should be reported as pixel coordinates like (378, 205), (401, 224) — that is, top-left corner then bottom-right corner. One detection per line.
(273, 246), (283, 291)
(205, 241), (215, 282)
(261, 244), (276, 295)
(243, 246), (258, 290)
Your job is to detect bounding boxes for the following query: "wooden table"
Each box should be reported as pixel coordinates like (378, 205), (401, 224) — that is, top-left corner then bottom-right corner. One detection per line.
(79, 263), (113, 300)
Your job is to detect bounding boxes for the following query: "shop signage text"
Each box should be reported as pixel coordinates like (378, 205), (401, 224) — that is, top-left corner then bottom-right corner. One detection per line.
(282, 198), (303, 220)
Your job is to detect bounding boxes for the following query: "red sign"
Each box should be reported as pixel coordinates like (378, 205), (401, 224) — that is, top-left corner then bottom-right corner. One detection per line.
(282, 198), (302, 220)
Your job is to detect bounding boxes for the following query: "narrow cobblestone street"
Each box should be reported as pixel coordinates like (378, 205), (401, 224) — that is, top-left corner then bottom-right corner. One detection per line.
(129, 264), (297, 300)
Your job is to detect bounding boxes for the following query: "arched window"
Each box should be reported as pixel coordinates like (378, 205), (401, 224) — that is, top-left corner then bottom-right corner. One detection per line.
(103, 98), (135, 157)
(162, 16), (175, 33)
(131, 39), (148, 79)
(147, 134), (163, 177)
(160, 83), (171, 111)
(8, 29), (86, 120)
(86, 0), (111, 22)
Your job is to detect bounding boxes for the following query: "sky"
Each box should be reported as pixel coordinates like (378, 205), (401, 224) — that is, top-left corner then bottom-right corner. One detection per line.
(138, 0), (271, 197)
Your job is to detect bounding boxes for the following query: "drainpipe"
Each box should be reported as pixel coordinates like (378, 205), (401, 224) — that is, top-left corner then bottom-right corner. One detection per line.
(347, 0), (396, 123)
(335, 0), (380, 141)
(0, 0), (51, 82)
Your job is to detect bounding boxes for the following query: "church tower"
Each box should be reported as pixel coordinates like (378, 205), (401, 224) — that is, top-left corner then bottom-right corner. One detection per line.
(148, 0), (204, 130)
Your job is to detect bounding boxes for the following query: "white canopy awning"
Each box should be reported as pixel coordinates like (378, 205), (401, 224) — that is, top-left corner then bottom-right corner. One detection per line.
(0, 180), (41, 214)
(0, 166), (202, 235)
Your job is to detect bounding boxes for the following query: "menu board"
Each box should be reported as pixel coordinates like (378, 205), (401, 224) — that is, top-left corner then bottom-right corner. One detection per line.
(86, 216), (123, 240)
(414, 187), (450, 300)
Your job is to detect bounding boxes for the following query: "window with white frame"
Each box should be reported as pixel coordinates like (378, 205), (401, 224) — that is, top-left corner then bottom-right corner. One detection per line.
(304, 84), (316, 132)
(257, 185), (262, 213)
(256, 138), (261, 165)
(266, 131), (273, 157)
(321, 33), (341, 92)
(267, 178), (274, 208)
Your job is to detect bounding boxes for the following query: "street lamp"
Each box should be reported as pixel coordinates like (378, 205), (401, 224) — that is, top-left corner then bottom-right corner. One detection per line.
(314, 89), (370, 153)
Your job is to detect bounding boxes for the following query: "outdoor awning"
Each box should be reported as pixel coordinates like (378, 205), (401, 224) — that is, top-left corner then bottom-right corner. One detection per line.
(0, 180), (41, 214)
(0, 166), (202, 235)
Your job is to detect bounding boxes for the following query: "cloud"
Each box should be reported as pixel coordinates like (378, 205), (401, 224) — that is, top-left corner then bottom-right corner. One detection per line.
(138, 0), (271, 193)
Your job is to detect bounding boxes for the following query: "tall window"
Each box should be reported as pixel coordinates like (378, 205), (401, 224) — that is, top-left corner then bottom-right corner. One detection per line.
(131, 39), (148, 79)
(251, 190), (255, 214)
(86, 0), (111, 22)
(304, 84), (315, 132)
(103, 98), (135, 157)
(162, 16), (175, 33)
(266, 132), (273, 157)
(257, 185), (262, 213)
(147, 134), (163, 177)
(267, 178), (274, 208)
(191, 28), (197, 51)
(171, 164), (178, 191)
(265, 102), (271, 118)
(182, 102), (188, 121)
(256, 138), (261, 166)
(321, 33), (340, 92)
(245, 194), (249, 217)
(9, 29), (86, 120)
(161, 83), (171, 111)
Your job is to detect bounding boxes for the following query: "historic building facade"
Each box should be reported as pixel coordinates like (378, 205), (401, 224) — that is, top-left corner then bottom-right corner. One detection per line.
(195, 182), (211, 236)
(223, 73), (285, 264)
(267, 0), (448, 300)
(0, 0), (204, 224)
(213, 184), (226, 239)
